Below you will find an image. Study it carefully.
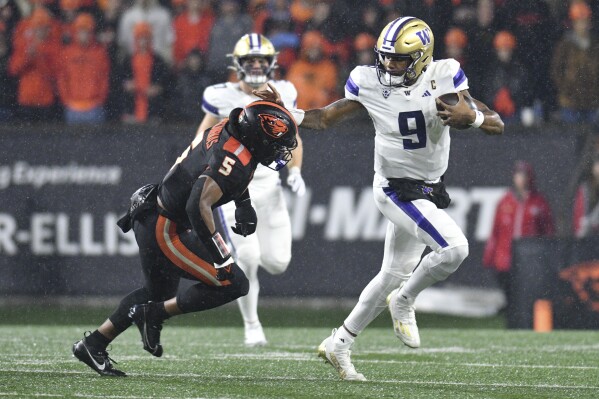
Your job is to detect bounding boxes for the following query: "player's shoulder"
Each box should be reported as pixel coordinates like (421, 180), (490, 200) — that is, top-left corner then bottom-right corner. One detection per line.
(203, 82), (238, 99)
(346, 65), (379, 94)
(427, 58), (462, 79)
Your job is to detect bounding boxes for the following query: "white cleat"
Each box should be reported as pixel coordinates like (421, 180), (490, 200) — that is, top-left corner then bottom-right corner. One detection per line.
(317, 329), (366, 381)
(244, 322), (267, 347)
(387, 287), (421, 348)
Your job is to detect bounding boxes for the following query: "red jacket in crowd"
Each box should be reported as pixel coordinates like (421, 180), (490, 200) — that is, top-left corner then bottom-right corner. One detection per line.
(483, 189), (555, 272)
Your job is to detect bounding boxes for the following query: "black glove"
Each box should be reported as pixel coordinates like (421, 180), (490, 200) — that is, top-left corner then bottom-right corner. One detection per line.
(231, 200), (257, 236)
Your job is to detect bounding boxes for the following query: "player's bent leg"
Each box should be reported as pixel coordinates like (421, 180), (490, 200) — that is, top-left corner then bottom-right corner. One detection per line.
(256, 188), (292, 275)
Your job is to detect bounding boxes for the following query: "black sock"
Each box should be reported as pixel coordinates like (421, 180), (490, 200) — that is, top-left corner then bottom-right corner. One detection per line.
(151, 302), (171, 321)
(85, 330), (111, 349)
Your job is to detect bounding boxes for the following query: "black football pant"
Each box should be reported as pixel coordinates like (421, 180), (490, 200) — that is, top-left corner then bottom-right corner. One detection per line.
(108, 210), (248, 332)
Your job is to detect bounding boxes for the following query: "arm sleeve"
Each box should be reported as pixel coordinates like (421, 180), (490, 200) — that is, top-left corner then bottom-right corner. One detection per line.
(344, 67), (361, 102)
(201, 85), (230, 118)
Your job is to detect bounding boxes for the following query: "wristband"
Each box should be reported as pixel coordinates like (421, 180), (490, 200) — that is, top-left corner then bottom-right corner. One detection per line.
(470, 110), (484, 128)
(288, 166), (301, 175)
(289, 108), (305, 126)
(211, 232), (231, 264)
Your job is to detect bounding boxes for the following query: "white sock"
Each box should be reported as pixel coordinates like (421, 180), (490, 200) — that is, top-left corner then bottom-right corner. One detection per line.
(236, 261), (260, 325)
(343, 270), (406, 335)
(334, 325), (355, 348)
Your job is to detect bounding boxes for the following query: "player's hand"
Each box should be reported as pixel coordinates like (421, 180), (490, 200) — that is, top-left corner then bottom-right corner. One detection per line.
(286, 166), (306, 196)
(231, 201), (257, 236)
(436, 91), (476, 128)
(252, 83), (285, 107)
(215, 262), (236, 281)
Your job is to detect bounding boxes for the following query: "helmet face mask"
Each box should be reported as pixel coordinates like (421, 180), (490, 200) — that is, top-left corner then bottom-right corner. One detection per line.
(374, 17), (434, 87)
(229, 33), (278, 88)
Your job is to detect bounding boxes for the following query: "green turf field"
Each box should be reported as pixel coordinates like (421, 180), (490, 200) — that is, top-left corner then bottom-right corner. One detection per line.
(1, 306), (598, 399)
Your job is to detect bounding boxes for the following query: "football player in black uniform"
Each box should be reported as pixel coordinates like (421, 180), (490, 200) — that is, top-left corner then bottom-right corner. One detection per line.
(72, 101), (298, 377)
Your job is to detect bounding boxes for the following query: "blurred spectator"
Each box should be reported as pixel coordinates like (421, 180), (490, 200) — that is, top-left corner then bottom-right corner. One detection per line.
(121, 22), (169, 124)
(405, 0), (453, 59)
(290, 0), (314, 28)
(0, 0), (24, 39)
(172, 0), (214, 68)
(573, 153), (599, 238)
(0, 25), (15, 121)
(495, 0), (556, 120)
(58, 0), (80, 45)
(264, 18), (298, 77)
(444, 27), (468, 67)
(551, 1), (599, 124)
(96, 0), (123, 121)
(466, 0), (496, 86)
(353, 32), (375, 66)
(287, 30), (338, 109)
(118, 0), (174, 64)
(303, 0), (352, 63)
(354, 2), (383, 37)
(248, 0), (269, 33)
(483, 161), (555, 304)
(57, 13), (110, 124)
(206, 0), (252, 82)
(479, 31), (534, 125)
(9, 8), (60, 122)
(170, 49), (210, 123)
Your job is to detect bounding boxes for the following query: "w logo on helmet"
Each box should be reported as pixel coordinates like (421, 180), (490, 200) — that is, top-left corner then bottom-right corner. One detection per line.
(258, 113), (289, 138)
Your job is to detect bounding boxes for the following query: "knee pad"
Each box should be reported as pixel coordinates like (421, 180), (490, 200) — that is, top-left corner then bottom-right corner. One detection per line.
(425, 244), (469, 281)
(260, 254), (291, 275)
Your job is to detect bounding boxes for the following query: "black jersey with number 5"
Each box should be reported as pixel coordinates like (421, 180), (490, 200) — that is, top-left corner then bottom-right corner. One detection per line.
(158, 118), (257, 224)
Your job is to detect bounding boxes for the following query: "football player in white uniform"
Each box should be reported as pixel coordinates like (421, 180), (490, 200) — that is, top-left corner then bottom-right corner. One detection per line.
(255, 17), (503, 380)
(196, 33), (305, 347)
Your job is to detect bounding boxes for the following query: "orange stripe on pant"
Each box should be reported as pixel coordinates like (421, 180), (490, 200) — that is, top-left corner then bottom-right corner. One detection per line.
(155, 215), (230, 286)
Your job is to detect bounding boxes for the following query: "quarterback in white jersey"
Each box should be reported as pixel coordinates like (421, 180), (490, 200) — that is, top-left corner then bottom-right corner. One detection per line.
(256, 17), (503, 380)
(196, 34), (305, 347)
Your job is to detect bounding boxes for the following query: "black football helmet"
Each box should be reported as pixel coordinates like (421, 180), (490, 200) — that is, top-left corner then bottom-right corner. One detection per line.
(229, 101), (298, 170)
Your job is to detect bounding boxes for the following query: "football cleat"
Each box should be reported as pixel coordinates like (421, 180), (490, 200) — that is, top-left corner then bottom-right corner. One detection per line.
(244, 322), (267, 347)
(129, 303), (164, 357)
(387, 286), (420, 348)
(72, 335), (126, 377)
(317, 329), (366, 381)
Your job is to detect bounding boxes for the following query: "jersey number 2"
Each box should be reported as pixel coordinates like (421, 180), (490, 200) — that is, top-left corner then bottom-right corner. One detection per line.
(219, 156), (236, 176)
(398, 111), (427, 150)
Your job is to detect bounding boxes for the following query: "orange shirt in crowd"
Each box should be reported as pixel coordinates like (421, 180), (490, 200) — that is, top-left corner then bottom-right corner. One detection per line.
(58, 42), (110, 111)
(9, 9), (60, 107)
(172, 8), (214, 66)
(287, 59), (338, 109)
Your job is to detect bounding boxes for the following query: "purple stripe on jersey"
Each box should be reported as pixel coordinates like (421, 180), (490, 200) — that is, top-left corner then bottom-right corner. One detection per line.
(383, 187), (449, 248)
(202, 98), (219, 115)
(453, 68), (467, 88)
(346, 76), (359, 96)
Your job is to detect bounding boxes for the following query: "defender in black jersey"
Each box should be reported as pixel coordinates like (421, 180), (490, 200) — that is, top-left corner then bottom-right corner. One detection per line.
(72, 101), (298, 377)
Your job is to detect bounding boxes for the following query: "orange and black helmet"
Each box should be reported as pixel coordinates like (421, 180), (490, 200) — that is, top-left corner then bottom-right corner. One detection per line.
(229, 101), (298, 170)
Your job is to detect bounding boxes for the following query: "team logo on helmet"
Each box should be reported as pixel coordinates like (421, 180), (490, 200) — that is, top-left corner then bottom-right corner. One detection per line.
(258, 113), (289, 138)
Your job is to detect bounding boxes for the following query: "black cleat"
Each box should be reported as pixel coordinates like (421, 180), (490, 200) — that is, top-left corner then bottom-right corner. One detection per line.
(129, 303), (164, 357)
(72, 336), (126, 377)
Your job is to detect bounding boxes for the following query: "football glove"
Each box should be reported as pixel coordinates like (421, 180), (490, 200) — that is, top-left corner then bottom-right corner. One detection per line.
(231, 200), (257, 236)
(287, 166), (306, 196)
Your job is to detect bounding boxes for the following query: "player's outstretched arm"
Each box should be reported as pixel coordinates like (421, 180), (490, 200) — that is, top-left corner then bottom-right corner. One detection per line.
(253, 83), (364, 130)
(301, 99), (364, 130)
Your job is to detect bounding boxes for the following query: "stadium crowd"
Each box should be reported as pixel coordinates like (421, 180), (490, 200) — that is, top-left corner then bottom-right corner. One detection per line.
(0, 0), (597, 126)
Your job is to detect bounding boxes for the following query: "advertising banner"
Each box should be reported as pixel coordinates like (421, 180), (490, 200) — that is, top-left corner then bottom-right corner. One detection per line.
(0, 123), (579, 297)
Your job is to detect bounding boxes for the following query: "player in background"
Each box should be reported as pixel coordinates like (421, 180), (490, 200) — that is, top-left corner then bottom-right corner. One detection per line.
(255, 17), (503, 380)
(196, 33), (305, 347)
(72, 101), (298, 376)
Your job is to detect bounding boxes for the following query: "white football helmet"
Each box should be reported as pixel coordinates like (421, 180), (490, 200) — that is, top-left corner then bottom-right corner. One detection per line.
(228, 33), (278, 88)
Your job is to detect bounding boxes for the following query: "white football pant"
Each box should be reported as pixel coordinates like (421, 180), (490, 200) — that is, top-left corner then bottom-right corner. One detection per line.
(218, 179), (292, 325)
(343, 185), (469, 335)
